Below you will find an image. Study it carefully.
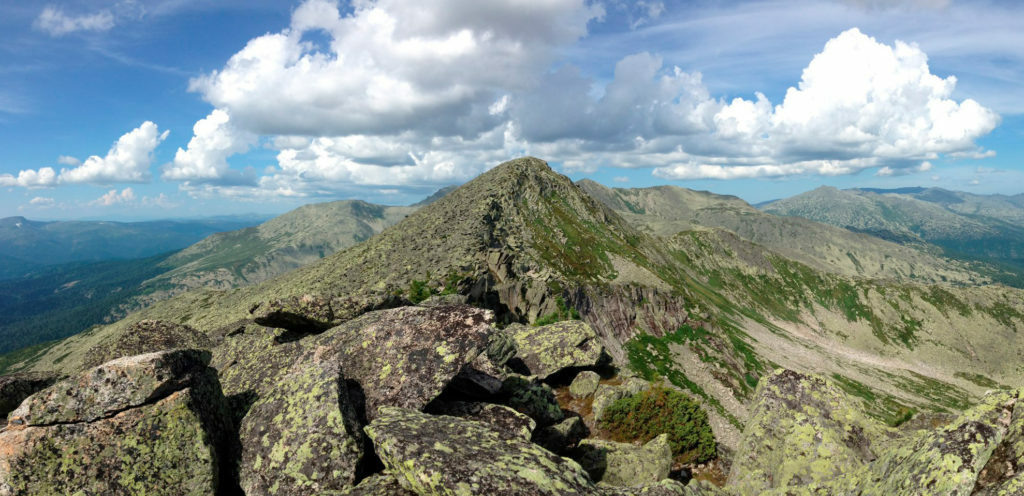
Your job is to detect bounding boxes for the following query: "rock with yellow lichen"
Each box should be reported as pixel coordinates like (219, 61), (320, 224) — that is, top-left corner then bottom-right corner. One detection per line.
(728, 368), (890, 494)
(365, 406), (595, 495)
(0, 349), (233, 496)
(574, 433), (673, 487)
(506, 321), (606, 379)
(238, 355), (366, 495)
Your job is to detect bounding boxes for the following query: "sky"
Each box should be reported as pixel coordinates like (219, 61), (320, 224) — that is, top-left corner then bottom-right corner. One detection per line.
(1, 0), (1022, 220)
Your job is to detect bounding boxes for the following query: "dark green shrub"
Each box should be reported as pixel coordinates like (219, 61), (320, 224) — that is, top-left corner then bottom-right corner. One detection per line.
(599, 384), (717, 463)
(533, 296), (581, 326)
(408, 279), (432, 304)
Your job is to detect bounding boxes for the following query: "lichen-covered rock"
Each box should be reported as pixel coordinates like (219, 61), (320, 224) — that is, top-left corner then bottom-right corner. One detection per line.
(447, 356), (506, 398)
(82, 319), (213, 368)
(365, 406), (595, 495)
(0, 350), (231, 496)
(419, 294), (468, 307)
(9, 349), (214, 426)
(569, 370), (601, 397)
(533, 416), (588, 454)
(861, 389), (1017, 495)
(320, 305), (493, 421)
(597, 479), (710, 495)
(251, 293), (336, 332)
(501, 374), (565, 426)
(427, 400), (536, 441)
(328, 292), (407, 323)
(239, 355), (366, 495)
(975, 390), (1024, 495)
(575, 434), (673, 487)
(337, 472), (416, 495)
(485, 328), (517, 368)
(0, 372), (56, 420)
(214, 305), (493, 423)
(727, 369), (888, 494)
(507, 321), (605, 379)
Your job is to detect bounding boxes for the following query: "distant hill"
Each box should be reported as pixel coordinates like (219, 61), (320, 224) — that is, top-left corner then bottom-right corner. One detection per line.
(576, 179), (999, 286)
(0, 191), (452, 354)
(761, 186), (1024, 277)
(0, 216), (263, 280)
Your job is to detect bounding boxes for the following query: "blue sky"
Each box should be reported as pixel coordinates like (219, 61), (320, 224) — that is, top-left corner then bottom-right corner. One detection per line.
(1, 0), (1022, 220)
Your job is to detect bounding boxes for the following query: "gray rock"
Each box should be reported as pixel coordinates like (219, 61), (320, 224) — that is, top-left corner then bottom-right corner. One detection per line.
(82, 319), (213, 369)
(569, 370), (601, 397)
(427, 400), (536, 440)
(0, 350), (231, 496)
(0, 372), (56, 420)
(336, 472), (416, 495)
(534, 415), (589, 454)
(250, 294), (336, 333)
(575, 434), (673, 487)
(238, 356), (366, 495)
(365, 406), (595, 495)
(507, 321), (605, 379)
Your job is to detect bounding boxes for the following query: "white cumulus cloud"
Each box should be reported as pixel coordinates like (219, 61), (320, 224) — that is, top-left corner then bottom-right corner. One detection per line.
(33, 6), (115, 37)
(90, 187), (136, 206)
(29, 196), (56, 206)
(162, 109), (256, 184)
(188, 0), (601, 138)
(1, 122), (168, 188)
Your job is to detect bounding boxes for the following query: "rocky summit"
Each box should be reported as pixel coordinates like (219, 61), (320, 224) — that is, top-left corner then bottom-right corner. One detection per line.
(2, 157), (1024, 494)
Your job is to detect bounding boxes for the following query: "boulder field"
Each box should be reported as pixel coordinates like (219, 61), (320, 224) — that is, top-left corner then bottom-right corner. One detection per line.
(1, 301), (1022, 495)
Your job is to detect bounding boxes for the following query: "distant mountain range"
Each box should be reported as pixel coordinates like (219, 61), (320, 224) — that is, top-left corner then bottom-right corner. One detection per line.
(0, 192), (449, 355)
(761, 186), (1024, 275)
(0, 216), (265, 280)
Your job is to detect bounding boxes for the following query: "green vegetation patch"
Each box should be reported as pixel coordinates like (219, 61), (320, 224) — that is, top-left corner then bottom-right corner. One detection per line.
(533, 295), (581, 326)
(599, 384), (717, 463)
(624, 328), (743, 429)
(954, 371), (1005, 389)
(830, 373), (915, 426)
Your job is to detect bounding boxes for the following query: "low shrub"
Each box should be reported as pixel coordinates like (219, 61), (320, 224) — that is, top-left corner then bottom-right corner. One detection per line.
(598, 384), (717, 463)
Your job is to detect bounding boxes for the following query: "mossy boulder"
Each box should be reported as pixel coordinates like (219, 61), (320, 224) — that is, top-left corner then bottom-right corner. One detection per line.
(426, 400), (536, 441)
(0, 372), (56, 419)
(319, 305), (493, 420)
(861, 389), (1018, 495)
(727, 369), (888, 494)
(597, 479), (702, 495)
(574, 434), (673, 487)
(9, 349), (215, 426)
(238, 355), (366, 495)
(507, 321), (605, 379)
(214, 305), (493, 423)
(365, 406), (595, 495)
(0, 350), (231, 496)
(569, 370), (601, 397)
(82, 319), (213, 369)
(500, 374), (565, 426)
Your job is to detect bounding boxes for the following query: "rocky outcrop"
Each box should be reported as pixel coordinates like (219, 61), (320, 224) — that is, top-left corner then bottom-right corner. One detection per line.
(321, 305), (492, 420)
(0, 372), (56, 419)
(728, 369), (888, 494)
(574, 434), (673, 487)
(82, 319), (212, 368)
(365, 407), (595, 495)
(426, 401), (536, 441)
(506, 321), (605, 379)
(239, 355), (366, 495)
(0, 349), (232, 496)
